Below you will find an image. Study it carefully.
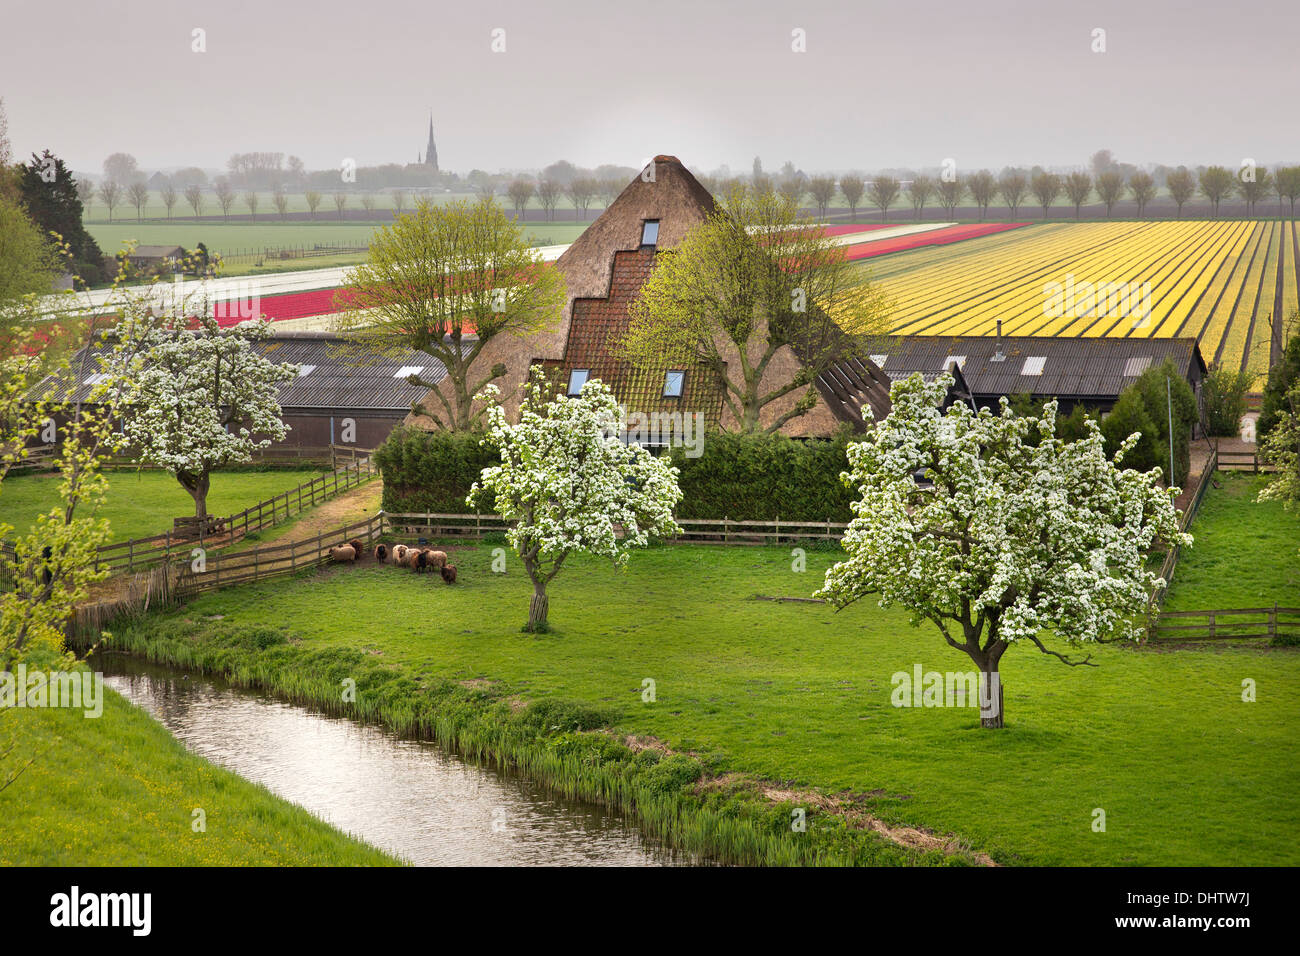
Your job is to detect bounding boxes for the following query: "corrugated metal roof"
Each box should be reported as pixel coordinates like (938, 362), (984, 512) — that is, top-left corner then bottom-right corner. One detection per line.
(870, 336), (1205, 402)
(28, 332), (447, 412)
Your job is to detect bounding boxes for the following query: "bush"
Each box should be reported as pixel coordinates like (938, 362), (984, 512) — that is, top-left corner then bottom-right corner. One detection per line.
(374, 425), (497, 513)
(1102, 359), (1198, 484)
(669, 428), (860, 521)
(1102, 390), (1161, 473)
(1258, 315), (1300, 445)
(1203, 366), (1252, 437)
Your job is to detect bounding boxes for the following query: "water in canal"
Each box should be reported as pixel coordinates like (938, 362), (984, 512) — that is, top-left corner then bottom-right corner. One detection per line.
(100, 655), (690, 866)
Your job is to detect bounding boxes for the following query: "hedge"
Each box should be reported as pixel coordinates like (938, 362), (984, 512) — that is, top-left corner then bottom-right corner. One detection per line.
(668, 429), (859, 522)
(374, 426), (497, 514)
(376, 424), (861, 522)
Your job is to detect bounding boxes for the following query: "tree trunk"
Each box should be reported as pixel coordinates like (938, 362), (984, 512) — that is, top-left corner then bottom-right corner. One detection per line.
(181, 471), (211, 520)
(979, 668), (1004, 729)
(527, 582), (549, 632)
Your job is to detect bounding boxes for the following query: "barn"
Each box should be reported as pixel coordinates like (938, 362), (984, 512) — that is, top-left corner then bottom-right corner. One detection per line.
(28, 331), (445, 456)
(869, 334), (1208, 418)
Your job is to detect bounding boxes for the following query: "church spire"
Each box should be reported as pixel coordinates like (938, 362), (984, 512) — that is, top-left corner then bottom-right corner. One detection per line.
(425, 114), (438, 172)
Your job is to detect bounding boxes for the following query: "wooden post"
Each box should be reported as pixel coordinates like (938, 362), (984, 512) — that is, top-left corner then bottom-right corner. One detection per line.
(1270, 603), (1278, 641)
(1208, 612), (1216, 640)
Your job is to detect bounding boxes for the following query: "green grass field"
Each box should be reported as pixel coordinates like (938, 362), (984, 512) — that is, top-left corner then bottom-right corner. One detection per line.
(108, 542), (1300, 866)
(0, 468), (324, 542)
(0, 684), (397, 865)
(1163, 471), (1300, 611)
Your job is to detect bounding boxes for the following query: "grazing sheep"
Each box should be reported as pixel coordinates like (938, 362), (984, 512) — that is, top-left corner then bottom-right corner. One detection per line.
(440, 564), (457, 584)
(422, 549), (448, 571)
(348, 538), (365, 558)
(374, 543), (389, 563)
(328, 544), (357, 563)
(392, 544), (410, 564)
(401, 549), (423, 571)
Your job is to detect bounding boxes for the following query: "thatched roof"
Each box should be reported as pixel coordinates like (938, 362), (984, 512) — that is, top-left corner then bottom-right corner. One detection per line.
(405, 154), (894, 437)
(407, 155), (718, 427)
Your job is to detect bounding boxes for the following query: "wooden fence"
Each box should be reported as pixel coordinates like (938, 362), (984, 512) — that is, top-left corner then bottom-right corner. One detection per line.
(382, 513), (852, 546)
(1217, 449), (1277, 473)
(79, 451), (377, 575)
(1149, 446), (1218, 612)
(1148, 605), (1300, 643)
(178, 514), (384, 595)
(217, 241), (369, 264)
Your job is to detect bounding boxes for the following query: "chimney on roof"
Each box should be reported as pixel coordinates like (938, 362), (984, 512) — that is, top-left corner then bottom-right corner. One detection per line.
(991, 320), (1006, 362)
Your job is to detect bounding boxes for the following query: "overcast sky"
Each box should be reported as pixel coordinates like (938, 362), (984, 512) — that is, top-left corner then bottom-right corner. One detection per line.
(3, 0), (1296, 176)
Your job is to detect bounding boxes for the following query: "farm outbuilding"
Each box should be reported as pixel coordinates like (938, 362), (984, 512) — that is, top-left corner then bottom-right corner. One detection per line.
(27, 331), (446, 455)
(869, 334), (1208, 418)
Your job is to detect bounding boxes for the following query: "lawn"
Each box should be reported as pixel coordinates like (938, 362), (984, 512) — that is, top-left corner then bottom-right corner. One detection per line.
(0, 468), (324, 542)
(1163, 471), (1300, 611)
(0, 683), (397, 865)
(109, 542), (1300, 866)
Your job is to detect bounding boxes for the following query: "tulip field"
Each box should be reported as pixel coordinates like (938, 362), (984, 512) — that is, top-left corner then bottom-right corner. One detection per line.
(861, 220), (1300, 381)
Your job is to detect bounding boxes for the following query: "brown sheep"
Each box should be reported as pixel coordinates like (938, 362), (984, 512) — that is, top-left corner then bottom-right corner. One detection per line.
(402, 549), (423, 571)
(348, 538), (365, 559)
(328, 544), (357, 563)
(374, 543), (389, 563)
(422, 549), (447, 571)
(440, 564), (457, 584)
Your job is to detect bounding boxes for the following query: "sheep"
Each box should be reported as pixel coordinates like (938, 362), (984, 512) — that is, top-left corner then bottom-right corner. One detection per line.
(328, 544), (357, 563)
(348, 538), (365, 559)
(440, 564), (457, 584)
(392, 544), (410, 564)
(422, 549), (448, 571)
(401, 548), (423, 571)
(374, 543), (389, 563)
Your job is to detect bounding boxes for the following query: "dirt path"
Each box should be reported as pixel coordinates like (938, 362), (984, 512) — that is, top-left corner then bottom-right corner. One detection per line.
(223, 479), (383, 554)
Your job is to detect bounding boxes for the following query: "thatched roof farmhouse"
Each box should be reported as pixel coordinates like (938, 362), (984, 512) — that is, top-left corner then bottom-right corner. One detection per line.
(406, 154), (894, 437)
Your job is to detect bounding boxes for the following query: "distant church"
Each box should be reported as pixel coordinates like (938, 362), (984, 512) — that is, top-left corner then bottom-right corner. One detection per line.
(418, 115), (438, 171)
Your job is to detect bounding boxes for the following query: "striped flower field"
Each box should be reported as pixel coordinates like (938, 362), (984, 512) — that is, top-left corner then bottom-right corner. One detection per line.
(857, 220), (1300, 382)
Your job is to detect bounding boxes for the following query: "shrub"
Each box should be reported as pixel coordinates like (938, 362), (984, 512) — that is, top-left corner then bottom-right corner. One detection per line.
(374, 425), (497, 513)
(1203, 366), (1252, 437)
(638, 753), (704, 795)
(1102, 359), (1198, 484)
(1258, 314), (1300, 445)
(669, 428), (860, 521)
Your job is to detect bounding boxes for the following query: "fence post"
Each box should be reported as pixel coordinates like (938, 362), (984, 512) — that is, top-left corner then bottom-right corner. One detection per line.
(1271, 603), (1278, 641)
(1208, 612), (1216, 640)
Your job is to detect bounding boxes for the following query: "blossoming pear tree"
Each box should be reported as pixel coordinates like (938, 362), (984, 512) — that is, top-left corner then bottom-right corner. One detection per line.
(114, 312), (297, 521)
(469, 369), (682, 632)
(815, 374), (1191, 728)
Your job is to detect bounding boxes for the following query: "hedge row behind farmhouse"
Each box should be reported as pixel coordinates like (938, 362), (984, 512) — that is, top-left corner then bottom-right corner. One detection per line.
(375, 425), (862, 522)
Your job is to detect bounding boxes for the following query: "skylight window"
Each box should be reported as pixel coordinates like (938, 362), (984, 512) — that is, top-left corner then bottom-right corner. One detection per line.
(84, 372), (110, 385)
(943, 355), (967, 371)
(297, 365), (317, 377)
(663, 370), (685, 398)
(567, 369), (590, 396)
(870, 354), (888, 367)
(641, 220), (660, 247)
(1124, 356), (1152, 377)
(1021, 356), (1045, 376)
(394, 366), (423, 379)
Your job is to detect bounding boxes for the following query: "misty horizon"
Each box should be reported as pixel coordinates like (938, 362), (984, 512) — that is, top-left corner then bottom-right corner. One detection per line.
(3, 0), (1297, 178)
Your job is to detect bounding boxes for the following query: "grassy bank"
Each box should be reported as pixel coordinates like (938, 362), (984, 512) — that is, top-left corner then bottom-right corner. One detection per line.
(101, 543), (1300, 866)
(0, 682), (398, 865)
(1163, 471), (1300, 611)
(0, 468), (324, 542)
